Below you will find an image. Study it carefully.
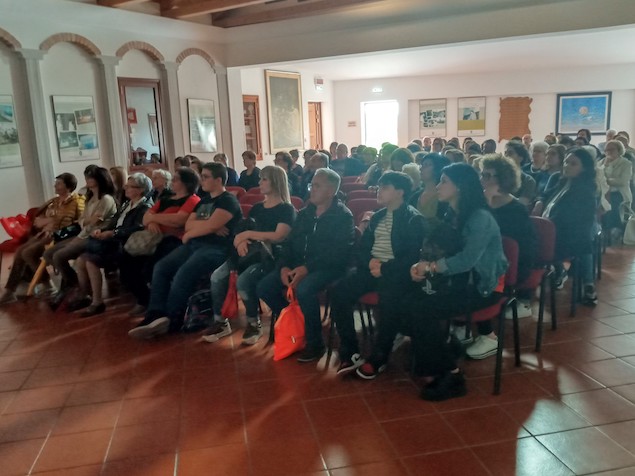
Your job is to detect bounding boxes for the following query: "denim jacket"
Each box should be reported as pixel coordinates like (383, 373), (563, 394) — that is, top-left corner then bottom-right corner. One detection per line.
(436, 208), (508, 296)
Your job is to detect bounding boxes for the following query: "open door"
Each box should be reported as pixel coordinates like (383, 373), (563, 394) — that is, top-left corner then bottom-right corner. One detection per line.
(307, 102), (322, 150)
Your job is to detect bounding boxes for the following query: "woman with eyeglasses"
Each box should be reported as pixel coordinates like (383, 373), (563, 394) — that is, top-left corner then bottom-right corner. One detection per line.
(408, 153), (451, 221)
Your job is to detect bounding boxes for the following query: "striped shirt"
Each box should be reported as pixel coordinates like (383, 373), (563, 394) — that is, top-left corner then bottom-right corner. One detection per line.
(371, 210), (394, 262)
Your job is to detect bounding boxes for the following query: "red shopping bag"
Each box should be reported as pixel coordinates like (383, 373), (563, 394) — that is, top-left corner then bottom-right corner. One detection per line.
(220, 270), (239, 319)
(273, 288), (306, 361)
(1, 216), (29, 240)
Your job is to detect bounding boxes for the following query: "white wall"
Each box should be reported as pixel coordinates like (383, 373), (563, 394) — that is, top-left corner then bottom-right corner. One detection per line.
(334, 64), (635, 148)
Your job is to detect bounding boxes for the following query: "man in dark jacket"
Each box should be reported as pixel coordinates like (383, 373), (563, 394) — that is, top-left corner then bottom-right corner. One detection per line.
(330, 172), (427, 378)
(257, 168), (355, 362)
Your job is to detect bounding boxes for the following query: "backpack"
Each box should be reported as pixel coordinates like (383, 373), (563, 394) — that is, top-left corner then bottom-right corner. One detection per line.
(182, 289), (212, 333)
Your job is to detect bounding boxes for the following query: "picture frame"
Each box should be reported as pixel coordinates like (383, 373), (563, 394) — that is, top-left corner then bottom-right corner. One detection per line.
(52, 95), (99, 162)
(457, 97), (486, 137)
(419, 98), (447, 137)
(556, 92), (612, 135)
(0, 94), (22, 168)
(265, 70), (303, 152)
(187, 98), (217, 153)
(148, 113), (158, 146)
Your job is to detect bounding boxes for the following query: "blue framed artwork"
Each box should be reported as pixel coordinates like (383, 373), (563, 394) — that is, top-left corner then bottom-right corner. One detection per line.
(556, 92), (611, 135)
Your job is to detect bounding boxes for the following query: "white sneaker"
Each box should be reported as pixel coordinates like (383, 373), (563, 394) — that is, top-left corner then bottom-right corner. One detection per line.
(466, 335), (498, 360)
(450, 324), (473, 345)
(505, 301), (532, 320)
(128, 317), (170, 339)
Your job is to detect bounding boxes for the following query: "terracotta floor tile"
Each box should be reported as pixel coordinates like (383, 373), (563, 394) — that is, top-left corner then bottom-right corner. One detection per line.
(101, 453), (176, 476)
(472, 437), (574, 476)
(177, 443), (249, 476)
(0, 389), (16, 414)
(181, 363), (238, 389)
(52, 401), (121, 435)
(179, 411), (245, 450)
(598, 420), (635, 454)
(574, 358), (635, 387)
(0, 438), (46, 476)
(442, 405), (528, 445)
(562, 388), (635, 425)
(125, 370), (183, 398)
(501, 398), (590, 435)
(317, 422), (396, 469)
(362, 387), (435, 421)
(66, 378), (129, 406)
(612, 383), (635, 403)
(107, 419), (180, 462)
(589, 334), (635, 357)
(240, 376), (303, 408)
(34, 429), (113, 472)
(117, 394), (181, 426)
(181, 383), (242, 417)
(244, 402), (312, 442)
(0, 408), (59, 443)
(249, 433), (326, 476)
(329, 460), (408, 476)
(537, 427), (635, 474)
(31, 464), (102, 476)
(381, 414), (464, 457)
(36, 348), (91, 368)
(4, 385), (71, 413)
(22, 364), (84, 389)
(0, 352), (42, 372)
(610, 298), (635, 314)
(599, 315), (635, 334)
(402, 448), (490, 476)
(305, 395), (374, 431)
(539, 340), (615, 364)
(584, 467), (635, 475)
(469, 372), (551, 403)
(0, 369), (31, 391)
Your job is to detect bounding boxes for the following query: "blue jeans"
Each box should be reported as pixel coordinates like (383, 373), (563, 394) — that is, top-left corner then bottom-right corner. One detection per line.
(210, 260), (268, 322)
(257, 268), (341, 350)
(147, 242), (227, 329)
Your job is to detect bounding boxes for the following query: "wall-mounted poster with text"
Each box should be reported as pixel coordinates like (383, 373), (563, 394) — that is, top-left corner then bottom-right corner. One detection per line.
(458, 97), (486, 137)
(0, 95), (22, 168)
(419, 98), (446, 137)
(52, 95), (99, 162)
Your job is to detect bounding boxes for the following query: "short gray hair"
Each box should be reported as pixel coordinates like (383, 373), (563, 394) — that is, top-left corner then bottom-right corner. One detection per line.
(531, 141), (549, 154)
(314, 168), (341, 193)
(129, 172), (152, 195)
(152, 169), (172, 182)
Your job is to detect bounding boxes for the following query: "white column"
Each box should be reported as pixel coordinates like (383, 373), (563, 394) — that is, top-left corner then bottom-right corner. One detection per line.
(159, 61), (184, 165)
(215, 65), (234, 164)
(15, 48), (54, 204)
(96, 55), (127, 169)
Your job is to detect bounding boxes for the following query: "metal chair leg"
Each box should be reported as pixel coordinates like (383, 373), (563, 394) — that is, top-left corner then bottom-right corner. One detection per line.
(535, 274), (547, 352)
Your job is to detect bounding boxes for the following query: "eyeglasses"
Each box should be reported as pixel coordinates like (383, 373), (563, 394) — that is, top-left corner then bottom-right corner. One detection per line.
(480, 172), (497, 180)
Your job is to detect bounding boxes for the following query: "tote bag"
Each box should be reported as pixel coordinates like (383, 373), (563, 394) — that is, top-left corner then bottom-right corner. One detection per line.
(273, 288), (306, 361)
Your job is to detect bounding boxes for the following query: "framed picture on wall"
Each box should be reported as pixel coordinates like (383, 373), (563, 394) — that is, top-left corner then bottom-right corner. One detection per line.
(457, 97), (486, 137)
(187, 98), (217, 153)
(556, 92), (611, 135)
(419, 98), (446, 137)
(52, 95), (99, 162)
(0, 95), (22, 169)
(265, 70), (303, 152)
(148, 114), (159, 146)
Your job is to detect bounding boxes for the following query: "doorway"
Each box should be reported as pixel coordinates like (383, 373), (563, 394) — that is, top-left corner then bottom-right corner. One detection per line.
(362, 100), (399, 149)
(307, 102), (323, 150)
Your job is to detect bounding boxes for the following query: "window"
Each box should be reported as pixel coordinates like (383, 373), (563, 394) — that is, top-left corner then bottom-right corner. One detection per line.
(362, 100), (399, 149)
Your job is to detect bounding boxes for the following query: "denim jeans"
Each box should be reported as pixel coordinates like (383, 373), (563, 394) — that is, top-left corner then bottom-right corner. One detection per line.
(210, 260), (267, 322)
(257, 268), (341, 350)
(146, 242), (227, 329)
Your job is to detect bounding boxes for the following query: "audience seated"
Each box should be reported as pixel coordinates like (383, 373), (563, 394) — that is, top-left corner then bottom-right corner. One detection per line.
(289, 149), (304, 177)
(408, 153), (450, 220)
(300, 152), (329, 200)
(109, 166), (128, 206)
(257, 168), (354, 362)
(330, 143), (366, 177)
(600, 139), (632, 240)
(504, 141), (537, 207)
(0, 173), (84, 305)
(205, 165), (296, 345)
(43, 166), (117, 309)
(363, 144), (396, 186)
(213, 153), (239, 186)
(274, 151), (301, 197)
(524, 141), (550, 195)
(150, 169), (173, 202)
(238, 150), (261, 190)
(128, 163), (242, 339)
(69, 173), (153, 317)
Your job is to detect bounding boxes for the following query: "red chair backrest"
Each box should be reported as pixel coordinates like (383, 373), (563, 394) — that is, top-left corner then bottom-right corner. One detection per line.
(0, 217), (29, 240)
(290, 196), (304, 210)
(346, 189), (377, 202)
(529, 216), (556, 265)
(239, 194), (265, 206)
(502, 236), (519, 288)
(240, 203), (253, 218)
(341, 183), (368, 194)
(342, 176), (362, 184)
(347, 198), (378, 226)
(247, 187), (262, 195)
(227, 186), (246, 199)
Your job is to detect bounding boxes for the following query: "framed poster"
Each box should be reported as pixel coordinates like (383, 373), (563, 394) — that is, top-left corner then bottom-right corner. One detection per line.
(187, 98), (217, 153)
(265, 70), (303, 152)
(148, 113), (159, 146)
(419, 98), (446, 137)
(457, 97), (486, 137)
(556, 92), (611, 135)
(0, 95), (22, 168)
(52, 95), (99, 162)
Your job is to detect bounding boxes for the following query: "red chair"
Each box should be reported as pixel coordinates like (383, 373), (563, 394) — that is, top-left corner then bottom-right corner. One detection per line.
(239, 194), (265, 206)
(247, 187), (262, 195)
(226, 186), (246, 200)
(240, 203), (253, 218)
(341, 183), (368, 194)
(347, 198), (378, 226)
(290, 196), (304, 210)
(521, 217), (557, 352)
(342, 176), (362, 184)
(453, 237), (519, 395)
(346, 189), (377, 202)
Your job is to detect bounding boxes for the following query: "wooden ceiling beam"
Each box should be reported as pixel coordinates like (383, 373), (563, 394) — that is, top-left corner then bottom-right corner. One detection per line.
(211, 0), (383, 28)
(162, 0), (270, 18)
(97, 0), (152, 7)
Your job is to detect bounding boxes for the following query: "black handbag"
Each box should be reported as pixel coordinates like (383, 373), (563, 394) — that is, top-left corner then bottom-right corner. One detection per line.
(52, 223), (81, 243)
(85, 236), (121, 255)
(231, 218), (275, 272)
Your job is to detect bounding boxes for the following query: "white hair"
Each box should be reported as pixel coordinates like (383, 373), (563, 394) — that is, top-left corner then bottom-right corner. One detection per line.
(314, 168), (341, 193)
(152, 169), (172, 182)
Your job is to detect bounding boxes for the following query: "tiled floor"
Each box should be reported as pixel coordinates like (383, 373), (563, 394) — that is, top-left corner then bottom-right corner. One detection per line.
(1, 248), (635, 475)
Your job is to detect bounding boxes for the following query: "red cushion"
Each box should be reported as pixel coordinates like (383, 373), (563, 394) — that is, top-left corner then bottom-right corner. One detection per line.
(359, 292), (379, 306)
(517, 268), (546, 291)
(0, 238), (24, 253)
(453, 297), (509, 324)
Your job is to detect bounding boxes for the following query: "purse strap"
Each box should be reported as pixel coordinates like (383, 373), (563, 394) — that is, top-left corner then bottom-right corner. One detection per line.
(286, 286), (297, 303)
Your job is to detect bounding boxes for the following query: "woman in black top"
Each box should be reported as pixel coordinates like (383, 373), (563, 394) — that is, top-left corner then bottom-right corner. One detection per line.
(238, 150), (261, 191)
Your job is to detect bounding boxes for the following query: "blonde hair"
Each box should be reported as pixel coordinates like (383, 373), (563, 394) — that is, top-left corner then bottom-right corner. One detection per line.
(260, 165), (290, 204)
(109, 166), (127, 192)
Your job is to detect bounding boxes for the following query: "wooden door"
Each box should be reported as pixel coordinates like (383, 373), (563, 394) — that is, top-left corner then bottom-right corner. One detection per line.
(242, 95), (262, 160)
(308, 102), (322, 150)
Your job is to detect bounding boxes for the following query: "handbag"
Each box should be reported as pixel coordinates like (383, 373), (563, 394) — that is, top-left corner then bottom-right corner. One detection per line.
(52, 223), (81, 243)
(85, 236), (120, 255)
(622, 205), (635, 245)
(273, 288), (306, 361)
(220, 270), (239, 319)
(124, 229), (163, 256)
(182, 289), (212, 333)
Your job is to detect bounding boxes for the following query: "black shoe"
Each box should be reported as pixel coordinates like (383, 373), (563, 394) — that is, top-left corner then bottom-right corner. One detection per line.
(297, 346), (326, 363)
(79, 302), (106, 318)
(421, 371), (467, 401)
(582, 285), (598, 306)
(67, 297), (92, 312)
(48, 291), (66, 311)
(242, 322), (263, 345)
